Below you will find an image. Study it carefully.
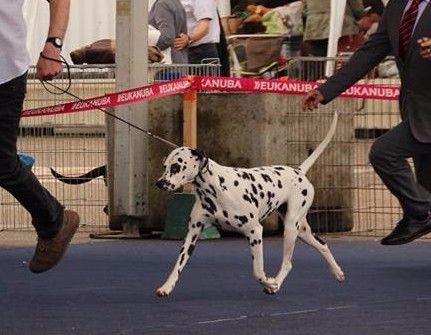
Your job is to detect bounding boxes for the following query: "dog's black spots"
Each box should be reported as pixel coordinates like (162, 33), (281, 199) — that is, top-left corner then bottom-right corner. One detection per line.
(250, 213), (254, 219)
(302, 189), (308, 196)
(192, 224), (196, 229)
(192, 234), (198, 242)
(234, 180), (239, 187)
(299, 178), (303, 183)
(208, 168), (213, 176)
(251, 229), (255, 234)
(294, 169), (300, 175)
(203, 197), (217, 215)
(278, 203), (287, 217)
(239, 171), (255, 181)
(182, 166), (187, 171)
(253, 239), (258, 246)
(258, 239), (262, 244)
(196, 222), (202, 228)
(249, 193), (259, 208)
(218, 176), (227, 190)
(243, 194), (252, 204)
(180, 246), (185, 253)
(193, 181), (201, 188)
(259, 192), (265, 199)
(261, 174), (273, 183)
(257, 184), (263, 190)
(277, 180), (283, 188)
(273, 170), (281, 176)
(274, 167), (285, 171)
(267, 191), (275, 199)
(209, 185), (217, 197)
(235, 215), (248, 225)
(247, 236), (250, 241)
(225, 220), (231, 226)
(169, 163), (181, 176)
(303, 226), (307, 231)
(178, 158), (183, 163)
(204, 214), (210, 218)
(251, 184), (258, 195)
(187, 244), (195, 256)
(252, 255), (254, 260)
(302, 200), (306, 207)
(313, 233), (326, 245)
(295, 222), (299, 230)
(179, 253), (185, 266)
(223, 210), (228, 218)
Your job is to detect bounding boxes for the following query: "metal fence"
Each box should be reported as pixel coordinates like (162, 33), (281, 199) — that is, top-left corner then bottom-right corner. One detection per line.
(0, 63), (221, 232)
(0, 58), (416, 238)
(285, 56), (405, 237)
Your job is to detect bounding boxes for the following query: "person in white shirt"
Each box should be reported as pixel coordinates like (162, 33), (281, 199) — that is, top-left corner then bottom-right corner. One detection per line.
(0, 0), (79, 274)
(175, 0), (221, 64)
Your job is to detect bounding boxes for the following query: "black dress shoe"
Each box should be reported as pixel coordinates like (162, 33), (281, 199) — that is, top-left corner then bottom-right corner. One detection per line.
(381, 213), (431, 245)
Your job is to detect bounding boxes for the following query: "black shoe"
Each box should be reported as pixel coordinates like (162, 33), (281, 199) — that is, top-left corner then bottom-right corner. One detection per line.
(381, 213), (431, 245)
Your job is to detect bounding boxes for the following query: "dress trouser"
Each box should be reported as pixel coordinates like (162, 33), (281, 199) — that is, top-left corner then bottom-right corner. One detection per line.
(369, 120), (431, 219)
(0, 73), (63, 238)
(188, 43), (219, 64)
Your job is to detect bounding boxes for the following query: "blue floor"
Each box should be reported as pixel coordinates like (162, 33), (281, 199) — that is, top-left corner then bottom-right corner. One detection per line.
(1, 238), (430, 335)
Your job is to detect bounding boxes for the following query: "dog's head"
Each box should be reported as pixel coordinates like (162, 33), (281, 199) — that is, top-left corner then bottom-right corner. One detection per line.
(156, 147), (207, 191)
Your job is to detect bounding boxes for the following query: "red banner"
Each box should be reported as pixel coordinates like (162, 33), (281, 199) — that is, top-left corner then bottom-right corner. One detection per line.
(22, 76), (400, 117)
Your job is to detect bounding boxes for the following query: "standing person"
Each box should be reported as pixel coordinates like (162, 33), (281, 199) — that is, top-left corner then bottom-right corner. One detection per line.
(175, 0), (221, 64)
(0, 0), (79, 272)
(149, 0), (188, 64)
(302, 0), (431, 245)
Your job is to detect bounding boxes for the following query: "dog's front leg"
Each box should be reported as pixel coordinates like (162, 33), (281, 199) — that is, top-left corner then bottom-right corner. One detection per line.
(246, 225), (278, 293)
(156, 207), (206, 297)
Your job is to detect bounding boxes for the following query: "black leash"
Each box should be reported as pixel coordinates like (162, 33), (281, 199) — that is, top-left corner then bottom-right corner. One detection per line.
(39, 53), (179, 149)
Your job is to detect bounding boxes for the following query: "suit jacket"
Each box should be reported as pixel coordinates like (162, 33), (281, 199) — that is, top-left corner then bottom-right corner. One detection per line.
(303, 0), (364, 41)
(318, 0), (431, 142)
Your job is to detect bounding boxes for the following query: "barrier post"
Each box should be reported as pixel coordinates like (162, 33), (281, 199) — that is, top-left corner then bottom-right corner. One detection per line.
(161, 88), (220, 240)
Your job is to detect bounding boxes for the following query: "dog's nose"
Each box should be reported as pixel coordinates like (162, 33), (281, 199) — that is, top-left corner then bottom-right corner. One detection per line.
(155, 179), (166, 190)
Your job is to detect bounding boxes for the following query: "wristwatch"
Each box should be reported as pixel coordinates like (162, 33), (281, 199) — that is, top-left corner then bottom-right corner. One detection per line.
(46, 37), (63, 49)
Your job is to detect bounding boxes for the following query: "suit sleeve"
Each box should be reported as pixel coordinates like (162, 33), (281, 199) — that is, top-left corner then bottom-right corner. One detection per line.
(317, 5), (392, 104)
(153, 3), (176, 51)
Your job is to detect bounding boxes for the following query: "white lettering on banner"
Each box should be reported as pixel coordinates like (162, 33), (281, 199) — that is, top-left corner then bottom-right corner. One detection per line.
(71, 96), (112, 111)
(159, 81), (189, 94)
(200, 78), (242, 89)
(117, 88), (154, 103)
(24, 104), (65, 116)
(254, 81), (318, 93)
(344, 86), (399, 99)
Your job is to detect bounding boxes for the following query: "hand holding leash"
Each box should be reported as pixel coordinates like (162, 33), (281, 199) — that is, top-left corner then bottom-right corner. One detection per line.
(36, 43), (64, 81)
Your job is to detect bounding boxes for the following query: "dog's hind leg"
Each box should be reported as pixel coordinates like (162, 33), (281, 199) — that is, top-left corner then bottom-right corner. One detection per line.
(298, 219), (345, 282)
(156, 206), (208, 297)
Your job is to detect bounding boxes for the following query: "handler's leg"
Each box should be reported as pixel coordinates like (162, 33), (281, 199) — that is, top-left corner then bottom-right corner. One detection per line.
(369, 121), (431, 244)
(0, 73), (79, 272)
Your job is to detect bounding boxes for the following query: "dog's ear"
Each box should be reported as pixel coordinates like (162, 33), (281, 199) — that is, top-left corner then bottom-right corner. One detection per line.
(191, 148), (206, 161)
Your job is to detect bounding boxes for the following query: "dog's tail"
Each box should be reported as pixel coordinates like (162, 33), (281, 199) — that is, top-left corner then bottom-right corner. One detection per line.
(299, 111), (338, 174)
(50, 165), (106, 185)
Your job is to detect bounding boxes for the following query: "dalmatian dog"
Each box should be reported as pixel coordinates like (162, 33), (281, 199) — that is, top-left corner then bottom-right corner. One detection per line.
(155, 111), (344, 296)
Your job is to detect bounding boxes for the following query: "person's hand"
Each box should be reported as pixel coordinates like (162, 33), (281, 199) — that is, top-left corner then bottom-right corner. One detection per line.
(174, 33), (189, 50)
(301, 89), (324, 111)
(418, 37), (431, 61)
(357, 16), (373, 32)
(36, 43), (63, 81)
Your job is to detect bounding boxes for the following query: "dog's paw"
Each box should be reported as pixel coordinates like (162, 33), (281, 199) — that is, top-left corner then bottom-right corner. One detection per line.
(332, 268), (345, 283)
(260, 277), (279, 294)
(155, 287), (171, 297)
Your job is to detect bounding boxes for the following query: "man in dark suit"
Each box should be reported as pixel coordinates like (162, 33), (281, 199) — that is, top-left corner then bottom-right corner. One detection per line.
(301, 0), (431, 245)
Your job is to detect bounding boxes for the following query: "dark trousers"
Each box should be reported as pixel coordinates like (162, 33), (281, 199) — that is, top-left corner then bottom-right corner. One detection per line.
(369, 121), (431, 219)
(0, 73), (63, 238)
(188, 43), (219, 65)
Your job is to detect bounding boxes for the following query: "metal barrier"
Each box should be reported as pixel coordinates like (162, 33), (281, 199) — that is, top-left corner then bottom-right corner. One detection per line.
(1, 58), (414, 238)
(0, 63), (220, 232)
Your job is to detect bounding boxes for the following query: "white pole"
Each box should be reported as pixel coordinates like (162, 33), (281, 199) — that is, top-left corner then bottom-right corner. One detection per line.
(326, 0), (347, 77)
(110, 0), (149, 233)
